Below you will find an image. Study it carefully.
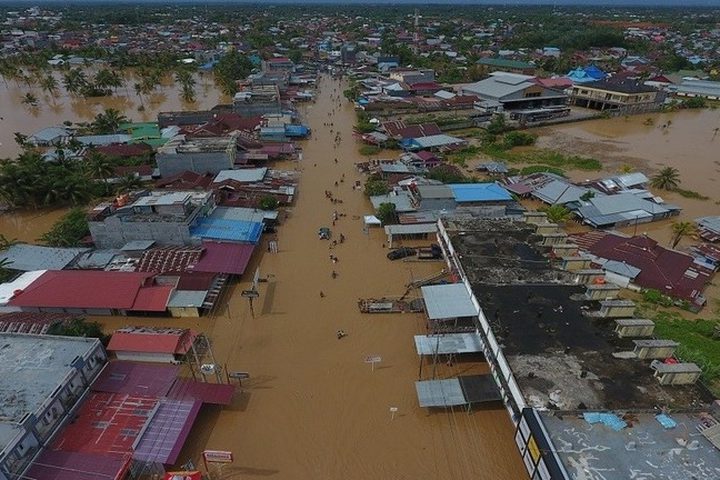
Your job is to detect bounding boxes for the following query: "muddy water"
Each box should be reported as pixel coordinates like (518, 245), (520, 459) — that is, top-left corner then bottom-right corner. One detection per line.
(534, 109), (720, 200)
(0, 207), (71, 242)
(92, 76), (526, 479)
(0, 72), (227, 158)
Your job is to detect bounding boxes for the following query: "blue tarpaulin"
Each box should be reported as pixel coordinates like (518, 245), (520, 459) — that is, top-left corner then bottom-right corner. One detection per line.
(285, 124), (310, 137)
(655, 414), (677, 429)
(583, 412), (627, 431)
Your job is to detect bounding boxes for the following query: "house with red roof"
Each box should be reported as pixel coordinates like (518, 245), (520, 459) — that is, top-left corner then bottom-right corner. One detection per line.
(107, 327), (199, 363)
(571, 231), (714, 309)
(8, 270), (173, 316)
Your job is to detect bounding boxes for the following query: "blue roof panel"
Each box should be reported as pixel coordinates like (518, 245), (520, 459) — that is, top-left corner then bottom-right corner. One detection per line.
(449, 183), (513, 203)
(191, 218), (263, 244)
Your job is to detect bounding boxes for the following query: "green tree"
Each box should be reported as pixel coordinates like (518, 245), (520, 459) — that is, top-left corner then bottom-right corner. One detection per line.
(486, 115), (508, 135)
(115, 173), (144, 194)
(39, 208), (89, 247)
(376, 202), (397, 225)
(39, 74), (60, 104)
(21, 92), (38, 107)
(47, 317), (109, 343)
(84, 151), (114, 184)
(214, 49), (252, 95)
(670, 221), (696, 249)
(540, 205), (572, 224)
(258, 195), (279, 210)
(92, 108), (128, 133)
(364, 178), (390, 196)
(651, 166), (681, 190)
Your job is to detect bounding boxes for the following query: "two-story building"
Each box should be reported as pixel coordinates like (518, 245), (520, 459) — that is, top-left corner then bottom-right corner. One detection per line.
(156, 134), (238, 178)
(570, 79), (661, 113)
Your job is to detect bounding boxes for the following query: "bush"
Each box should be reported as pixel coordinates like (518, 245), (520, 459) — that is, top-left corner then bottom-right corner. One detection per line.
(364, 178), (390, 197)
(520, 165), (566, 177)
(426, 164), (468, 184)
(48, 317), (109, 344)
(682, 97), (706, 109)
(359, 145), (381, 156)
(258, 195), (279, 210)
(39, 208), (89, 247)
(486, 115), (507, 135)
(376, 202), (397, 225)
(502, 131), (537, 149)
(642, 289), (674, 307)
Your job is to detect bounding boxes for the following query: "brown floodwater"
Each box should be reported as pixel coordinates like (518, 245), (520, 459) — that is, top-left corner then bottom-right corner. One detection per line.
(0, 71), (228, 158)
(534, 109), (720, 200)
(91, 75), (527, 480)
(0, 207), (71, 242)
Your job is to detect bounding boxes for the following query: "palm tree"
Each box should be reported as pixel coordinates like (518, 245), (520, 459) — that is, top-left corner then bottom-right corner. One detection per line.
(651, 166), (681, 190)
(540, 205), (573, 224)
(0, 234), (18, 250)
(21, 92), (38, 107)
(0, 258), (16, 283)
(670, 221), (697, 249)
(84, 151), (114, 184)
(92, 108), (128, 134)
(62, 68), (88, 97)
(115, 173), (144, 194)
(39, 74), (60, 104)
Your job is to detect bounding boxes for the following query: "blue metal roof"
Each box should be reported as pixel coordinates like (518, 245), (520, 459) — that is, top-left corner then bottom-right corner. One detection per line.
(449, 183), (512, 203)
(191, 218), (263, 244)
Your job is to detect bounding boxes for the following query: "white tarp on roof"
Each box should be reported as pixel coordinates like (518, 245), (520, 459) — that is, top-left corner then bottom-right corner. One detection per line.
(364, 215), (382, 226)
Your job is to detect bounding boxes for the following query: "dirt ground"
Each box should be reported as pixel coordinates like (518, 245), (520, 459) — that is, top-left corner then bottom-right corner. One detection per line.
(93, 75), (526, 480)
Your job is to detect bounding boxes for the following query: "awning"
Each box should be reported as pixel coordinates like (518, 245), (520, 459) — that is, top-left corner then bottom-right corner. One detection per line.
(414, 333), (483, 356)
(133, 399), (202, 465)
(421, 283), (478, 320)
(167, 378), (235, 405)
(416, 375), (500, 408)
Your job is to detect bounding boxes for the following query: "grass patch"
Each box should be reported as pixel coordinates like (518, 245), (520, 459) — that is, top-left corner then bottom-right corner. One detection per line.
(482, 144), (602, 171)
(674, 188), (710, 200)
(652, 311), (720, 393)
(359, 145), (381, 156)
(446, 145), (482, 167)
(520, 165), (567, 177)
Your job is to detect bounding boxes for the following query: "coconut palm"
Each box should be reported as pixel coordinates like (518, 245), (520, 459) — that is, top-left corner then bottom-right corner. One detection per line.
(115, 173), (144, 194)
(21, 92), (38, 107)
(84, 151), (114, 184)
(39, 74), (60, 104)
(670, 221), (697, 249)
(540, 204), (573, 224)
(92, 108), (128, 134)
(650, 166), (681, 191)
(62, 68), (88, 97)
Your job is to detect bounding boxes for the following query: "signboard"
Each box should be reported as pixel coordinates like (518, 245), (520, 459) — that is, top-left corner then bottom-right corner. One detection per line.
(228, 371), (250, 380)
(241, 290), (260, 298)
(364, 356), (382, 364)
(527, 436), (541, 464)
(203, 450), (234, 463)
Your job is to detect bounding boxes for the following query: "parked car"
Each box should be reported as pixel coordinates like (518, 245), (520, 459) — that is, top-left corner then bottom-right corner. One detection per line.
(387, 247), (416, 260)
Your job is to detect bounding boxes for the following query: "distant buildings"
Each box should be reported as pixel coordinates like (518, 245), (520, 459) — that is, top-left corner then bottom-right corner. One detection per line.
(232, 85), (283, 118)
(476, 57), (536, 76)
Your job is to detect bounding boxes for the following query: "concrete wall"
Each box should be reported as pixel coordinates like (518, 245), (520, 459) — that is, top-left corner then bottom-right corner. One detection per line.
(115, 351), (175, 363)
(89, 215), (194, 249)
(157, 151), (234, 177)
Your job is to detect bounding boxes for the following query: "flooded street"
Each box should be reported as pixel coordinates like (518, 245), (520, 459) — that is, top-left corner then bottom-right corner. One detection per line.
(0, 72), (227, 158)
(93, 75), (526, 479)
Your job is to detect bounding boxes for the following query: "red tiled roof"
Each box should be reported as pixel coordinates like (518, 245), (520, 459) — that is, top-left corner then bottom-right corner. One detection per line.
(0, 312), (74, 334)
(108, 328), (198, 355)
(113, 164), (154, 177)
(135, 246), (204, 274)
(573, 232), (711, 301)
(155, 171), (213, 190)
(534, 77), (573, 89)
(95, 143), (152, 158)
(409, 81), (442, 90)
(8, 271), (158, 310)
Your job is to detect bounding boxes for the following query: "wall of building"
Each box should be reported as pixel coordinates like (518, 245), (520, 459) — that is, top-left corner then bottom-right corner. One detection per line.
(89, 215), (194, 249)
(114, 351), (175, 363)
(157, 151), (234, 178)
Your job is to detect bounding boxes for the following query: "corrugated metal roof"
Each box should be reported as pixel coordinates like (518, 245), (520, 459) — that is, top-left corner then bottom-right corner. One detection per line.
(421, 283), (478, 319)
(384, 223), (437, 235)
(192, 241), (256, 275)
(413, 134), (466, 148)
(0, 244), (87, 271)
(449, 183), (512, 203)
(462, 75), (536, 100)
(414, 333), (483, 355)
(191, 218), (263, 244)
(167, 290), (207, 308)
(370, 192), (416, 212)
(532, 180), (592, 205)
(213, 168), (267, 184)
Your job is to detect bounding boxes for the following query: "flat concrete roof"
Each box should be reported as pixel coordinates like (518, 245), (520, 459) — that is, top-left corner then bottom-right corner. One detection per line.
(542, 412), (720, 480)
(0, 334), (100, 449)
